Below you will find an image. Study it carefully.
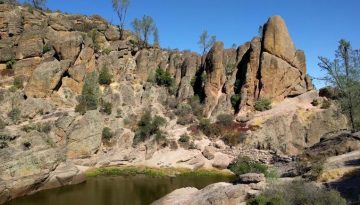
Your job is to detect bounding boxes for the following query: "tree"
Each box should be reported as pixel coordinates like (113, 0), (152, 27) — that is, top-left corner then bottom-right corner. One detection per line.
(318, 39), (360, 131)
(153, 27), (159, 46)
(131, 15), (157, 47)
(112, 0), (130, 40)
(28, 0), (46, 9)
(198, 31), (216, 56)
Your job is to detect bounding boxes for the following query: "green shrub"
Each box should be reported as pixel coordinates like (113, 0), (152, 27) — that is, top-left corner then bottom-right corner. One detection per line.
(6, 58), (16, 69)
(175, 103), (192, 117)
(76, 72), (99, 114)
(98, 66), (112, 85)
(8, 86), (17, 92)
(248, 180), (346, 205)
(155, 67), (175, 88)
(222, 132), (247, 147)
(179, 134), (190, 143)
(13, 76), (23, 90)
(254, 98), (272, 111)
(100, 101), (112, 115)
(216, 114), (233, 126)
(311, 98), (319, 106)
(228, 156), (270, 177)
(0, 141), (8, 149)
(8, 108), (20, 123)
(321, 100), (331, 109)
(21, 122), (52, 133)
(102, 127), (113, 140)
(230, 94), (241, 109)
(199, 118), (221, 138)
(42, 43), (52, 54)
(134, 110), (166, 144)
(189, 95), (203, 118)
(102, 48), (112, 55)
(88, 29), (100, 52)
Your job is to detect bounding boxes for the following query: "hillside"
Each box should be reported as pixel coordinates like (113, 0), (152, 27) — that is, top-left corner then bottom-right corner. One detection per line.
(0, 3), (356, 204)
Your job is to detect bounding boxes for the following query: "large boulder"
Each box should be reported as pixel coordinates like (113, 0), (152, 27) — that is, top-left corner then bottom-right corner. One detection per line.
(25, 60), (69, 98)
(46, 29), (83, 62)
(66, 111), (104, 159)
(16, 32), (43, 59)
(151, 182), (264, 205)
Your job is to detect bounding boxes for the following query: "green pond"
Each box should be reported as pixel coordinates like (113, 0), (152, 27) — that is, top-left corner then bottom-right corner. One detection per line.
(6, 175), (233, 205)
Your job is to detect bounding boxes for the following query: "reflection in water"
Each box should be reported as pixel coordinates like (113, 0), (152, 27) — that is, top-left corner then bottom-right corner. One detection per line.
(6, 175), (232, 205)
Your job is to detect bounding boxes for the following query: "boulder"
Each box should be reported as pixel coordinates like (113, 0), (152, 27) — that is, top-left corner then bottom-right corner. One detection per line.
(66, 111), (104, 159)
(151, 182), (262, 205)
(46, 29), (83, 62)
(259, 52), (304, 100)
(25, 60), (69, 98)
(104, 26), (120, 41)
(16, 32), (43, 59)
(13, 57), (42, 77)
(202, 146), (216, 160)
(238, 173), (265, 184)
(19, 97), (55, 119)
(212, 152), (233, 169)
(0, 47), (15, 62)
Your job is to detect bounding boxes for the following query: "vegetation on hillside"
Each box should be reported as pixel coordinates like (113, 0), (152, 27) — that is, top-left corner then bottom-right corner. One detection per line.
(248, 180), (346, 205)
(133, 110), (166, 144)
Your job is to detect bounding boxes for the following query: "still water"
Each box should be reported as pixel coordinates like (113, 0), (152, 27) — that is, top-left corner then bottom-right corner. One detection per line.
(6, 175), (233, 205)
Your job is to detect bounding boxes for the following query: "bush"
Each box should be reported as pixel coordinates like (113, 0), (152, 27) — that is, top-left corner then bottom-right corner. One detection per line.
(89, 29), (100, 52)
(222, 132), (247, 147)
(199, 118), (221, 138)
(228, 156), (270, 177)
(175, 103), (194, 125)
(230, 94), (241, 109)
(102, 127), (113, 140)
(13, 76), (23, 90)
(43, 43), (52, 54)
(254, 98), (272, 111)
(98, 66), (112, 85)
(100, 101), (112, 115)
(321, 100), (331, 109)
(216, 114), (233, 126)
(155, 67), (175, 88)
(189, 95), (203, 118)
(6, 58), (16, 69)
(179, 134), (190, 143)
(8, 108), (20, 123)
(248, 180), (346, 205)
(21, 122), (52, 133)
(0, 118), (6, 130)
(311, 98), (319, 106)
(76, 72), (99, 114)
(134, 110), (166, 144)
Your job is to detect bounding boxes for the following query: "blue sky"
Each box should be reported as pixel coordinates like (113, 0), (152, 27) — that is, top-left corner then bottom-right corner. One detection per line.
(20, 0), (360, 88)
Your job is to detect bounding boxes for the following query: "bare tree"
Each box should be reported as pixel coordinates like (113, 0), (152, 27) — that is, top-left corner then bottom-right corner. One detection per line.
(153, 27), (159, 46)
(131, 15), (157, 48)
(112, 0), (130, 40)
(318, 39), (360, 131)
(198, 31), (216, 56)
(28, 0), (46, 9)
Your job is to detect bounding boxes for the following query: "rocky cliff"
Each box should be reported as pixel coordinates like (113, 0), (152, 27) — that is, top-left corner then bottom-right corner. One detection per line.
(0, 3), (349, 204)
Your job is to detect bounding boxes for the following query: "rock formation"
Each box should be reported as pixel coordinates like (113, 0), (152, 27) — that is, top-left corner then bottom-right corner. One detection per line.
(0, 3), (350, 204)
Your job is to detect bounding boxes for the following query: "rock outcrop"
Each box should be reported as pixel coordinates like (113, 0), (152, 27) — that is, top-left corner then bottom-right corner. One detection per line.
(0, 3), (351, 204)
